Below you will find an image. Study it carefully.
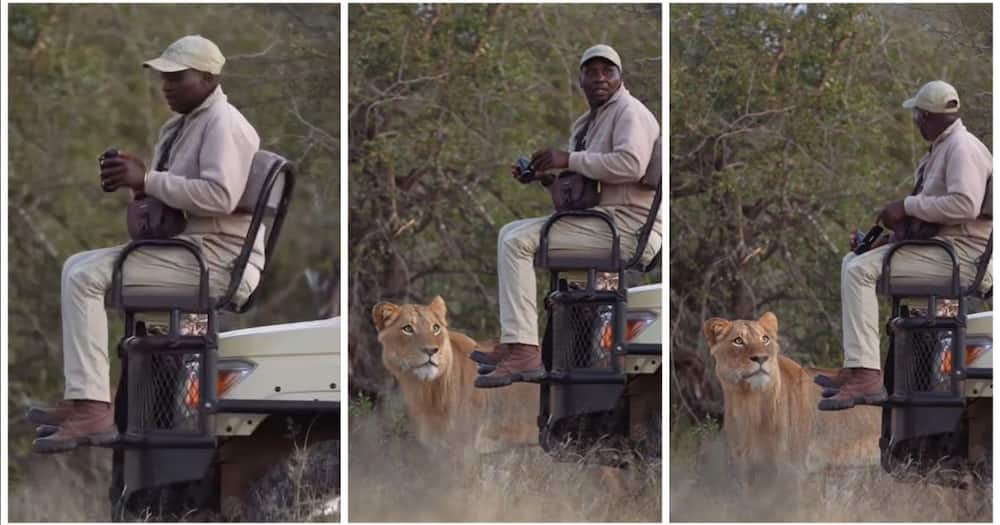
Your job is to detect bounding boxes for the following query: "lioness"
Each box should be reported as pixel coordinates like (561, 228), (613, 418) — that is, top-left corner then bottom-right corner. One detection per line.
(703, 312), (880, 483)
(372, 296), (536, 453)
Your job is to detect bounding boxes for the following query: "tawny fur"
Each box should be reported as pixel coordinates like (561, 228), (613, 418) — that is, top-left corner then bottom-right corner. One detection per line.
(704, 312), (881, 482)
(373, 296), (536, 453)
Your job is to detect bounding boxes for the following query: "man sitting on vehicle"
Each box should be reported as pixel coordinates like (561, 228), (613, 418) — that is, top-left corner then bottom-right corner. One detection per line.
(473, 44), (662, 388)
(28, 35), (262, 452)
(817, 80), (992, 411)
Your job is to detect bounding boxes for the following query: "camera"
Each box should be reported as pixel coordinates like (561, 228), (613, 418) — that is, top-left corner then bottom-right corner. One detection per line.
(515, 156), (535, 184)
(99, 148), (119, 192)
(99, 148), (119, 165)
(853, 224), (884, 255)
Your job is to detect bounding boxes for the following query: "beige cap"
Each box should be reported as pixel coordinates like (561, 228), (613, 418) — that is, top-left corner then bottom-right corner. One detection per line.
(902, 80), (960, 113)
(144, 35), (225, 75)
(580, 44), (622, 72)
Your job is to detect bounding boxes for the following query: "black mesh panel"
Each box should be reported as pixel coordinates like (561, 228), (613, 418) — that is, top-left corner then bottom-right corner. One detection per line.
(127, 348), (203, 434)
(892, 327), (954, 395)
(550, 295), (614, 372)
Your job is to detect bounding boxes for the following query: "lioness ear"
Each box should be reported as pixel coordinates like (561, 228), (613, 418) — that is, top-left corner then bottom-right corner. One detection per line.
(428, 295), (447, 323)
(372, 302), (401, 331)
(758, 311), (778, 336)
(703, 318), (731, 346)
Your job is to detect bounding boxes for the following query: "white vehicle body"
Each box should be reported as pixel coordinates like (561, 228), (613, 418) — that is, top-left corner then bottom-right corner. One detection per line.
(213, 316), (340, 436)
(624, 283), (662, 374)
(964, 311), (992, 398)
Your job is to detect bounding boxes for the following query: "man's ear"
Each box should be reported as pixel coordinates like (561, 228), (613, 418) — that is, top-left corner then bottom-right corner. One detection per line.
(758, 312), (778, 337)
(703, 318), (731, 346)
(372, 302), (401, 332)
(428, 296), (447, 325)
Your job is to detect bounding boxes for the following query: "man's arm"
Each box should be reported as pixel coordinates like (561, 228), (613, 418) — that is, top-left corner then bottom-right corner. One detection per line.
(567, 105), (659, 184)
(145, 114), (255, 215)
(903, 141), (991, 224)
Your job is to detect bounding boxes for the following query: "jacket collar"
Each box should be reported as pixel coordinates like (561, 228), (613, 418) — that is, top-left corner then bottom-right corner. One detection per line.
(185, 85), (226, 118)
(929, 118), (964, 152)
(593, 84), (629, 114)
(164, 86), (225, 132)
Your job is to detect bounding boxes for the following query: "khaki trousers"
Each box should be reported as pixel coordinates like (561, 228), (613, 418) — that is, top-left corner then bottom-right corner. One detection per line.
(61, 236), (258, 402)
(841, 237), (991, 370)
(497, 207), (661, 346)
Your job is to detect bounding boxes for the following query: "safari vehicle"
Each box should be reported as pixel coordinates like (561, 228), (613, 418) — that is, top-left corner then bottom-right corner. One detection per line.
(878, 234), (992, 489)
(106, 151), (340, 520)
(529, 140), (663, 466)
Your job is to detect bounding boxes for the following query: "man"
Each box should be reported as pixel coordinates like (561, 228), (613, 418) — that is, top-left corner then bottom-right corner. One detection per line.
(817, 80), (992, 411)
(473, 44), (661, 389)
(28, 35), (262, 451)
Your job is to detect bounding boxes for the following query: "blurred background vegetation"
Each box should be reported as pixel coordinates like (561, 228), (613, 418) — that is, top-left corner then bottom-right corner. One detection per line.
(347, 2), (661, 396)
(669, 5), (991, 514)
(7, 4), (338, 520)
(347, 6), (661, 521)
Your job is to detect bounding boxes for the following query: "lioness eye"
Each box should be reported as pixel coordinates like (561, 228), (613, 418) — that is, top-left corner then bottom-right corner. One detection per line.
(401, 325), (415, 335)
(432, 324), (441, 334)
(733, 337), (744, 346)
(762, 335), (771, 344)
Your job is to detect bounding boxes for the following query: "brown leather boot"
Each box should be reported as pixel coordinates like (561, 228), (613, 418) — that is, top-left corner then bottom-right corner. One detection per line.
(474, 343), (545, 388)
(32, 400), (118, 453)
(469, 344), (512, 367)
(814, 369), (851, 398)
(817, 368), (887, 411)
(25, 400), (76, 426)
(813, 368), (850, 389)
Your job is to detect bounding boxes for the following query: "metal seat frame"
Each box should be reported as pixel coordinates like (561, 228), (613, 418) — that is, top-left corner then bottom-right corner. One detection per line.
(109, 152), (297, 449)
(878, 234), (992, 475)
(532, 145), (662, 456)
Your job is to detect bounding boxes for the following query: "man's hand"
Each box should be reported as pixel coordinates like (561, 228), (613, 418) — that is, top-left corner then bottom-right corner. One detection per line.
(530, 149), (569, 173)
(878, 200), (907, 229)
(100, 154), (147, 192)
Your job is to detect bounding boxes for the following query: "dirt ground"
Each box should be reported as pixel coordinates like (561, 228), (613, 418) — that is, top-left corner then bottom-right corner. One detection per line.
(348, 394), (662, 522)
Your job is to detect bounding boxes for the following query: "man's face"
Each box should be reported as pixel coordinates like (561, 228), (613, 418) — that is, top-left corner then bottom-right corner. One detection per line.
(912, 108), (932, 141)
(579, 58), (622, 107)
(160, 69), (215, 114)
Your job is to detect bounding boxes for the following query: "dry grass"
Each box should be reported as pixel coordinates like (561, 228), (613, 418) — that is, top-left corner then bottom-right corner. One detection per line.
(348, 393), (661, 522)
(669, 419), (992, 522)
(8, 447), (112, 522)
(240, 439), (340, 522)
(7, 431), (338, 522)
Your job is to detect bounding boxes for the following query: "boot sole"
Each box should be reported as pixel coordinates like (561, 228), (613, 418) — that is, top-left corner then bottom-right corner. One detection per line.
(817, 389), (888, 411)
(32, 430), (119, 454)
(474, 369), (546, 389)
(36, 424), (60, 438)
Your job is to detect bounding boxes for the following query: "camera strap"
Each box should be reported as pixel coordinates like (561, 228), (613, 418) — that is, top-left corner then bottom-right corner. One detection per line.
(155, 116), (186, 172)
(911, 163), (927, 195)
(573, 111), (595, 152)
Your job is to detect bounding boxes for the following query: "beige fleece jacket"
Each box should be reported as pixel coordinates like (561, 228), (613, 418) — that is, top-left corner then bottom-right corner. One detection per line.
(903, 119), (992, 249)
(566, 85), (661, 233)
(144, 86), (264, 270)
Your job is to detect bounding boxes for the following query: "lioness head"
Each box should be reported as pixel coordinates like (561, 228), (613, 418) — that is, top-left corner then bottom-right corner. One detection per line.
(704, 312), (779, 390)
(372, 296), (451, 382)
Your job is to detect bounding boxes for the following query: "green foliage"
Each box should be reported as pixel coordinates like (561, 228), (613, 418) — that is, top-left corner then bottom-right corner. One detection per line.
(7, 3), (339, 488)
(348, 4), (662, 387)
(670, 4), (992, 421)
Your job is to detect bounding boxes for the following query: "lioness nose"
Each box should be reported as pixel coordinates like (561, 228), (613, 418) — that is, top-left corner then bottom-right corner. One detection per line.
(422, 347), (439, 356)
(750, 355), (769, 364)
